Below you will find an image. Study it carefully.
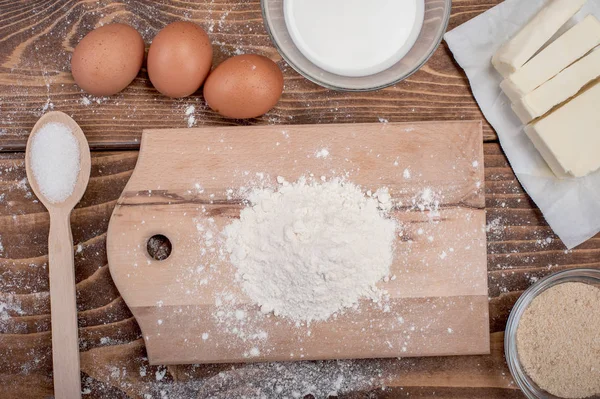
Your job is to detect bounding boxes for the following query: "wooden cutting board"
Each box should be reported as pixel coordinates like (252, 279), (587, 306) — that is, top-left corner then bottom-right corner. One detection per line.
(107, 121), (489, 365)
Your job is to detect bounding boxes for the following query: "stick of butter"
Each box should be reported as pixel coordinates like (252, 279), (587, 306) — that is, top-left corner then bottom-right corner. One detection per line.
(501, 15), (600, 102)
(492, 0), (586, 77)
(512, 48), (600, 124)
(525, 81), (600, 178)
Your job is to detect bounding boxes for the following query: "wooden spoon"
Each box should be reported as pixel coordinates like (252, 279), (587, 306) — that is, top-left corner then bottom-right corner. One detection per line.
(25, 111), (91, 399)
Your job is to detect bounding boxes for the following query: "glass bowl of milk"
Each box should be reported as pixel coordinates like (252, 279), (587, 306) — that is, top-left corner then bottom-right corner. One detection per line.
(262, 0), (451, 91)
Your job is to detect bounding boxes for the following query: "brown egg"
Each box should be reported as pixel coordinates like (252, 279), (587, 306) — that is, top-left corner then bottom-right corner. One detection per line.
(147, 21), (213, 98)
(71, 23), (145, 96)
(203, 54), (284, 119)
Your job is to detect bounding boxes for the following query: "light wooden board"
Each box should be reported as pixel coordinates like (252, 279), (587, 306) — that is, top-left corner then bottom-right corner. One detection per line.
(107, 122), (489, 365)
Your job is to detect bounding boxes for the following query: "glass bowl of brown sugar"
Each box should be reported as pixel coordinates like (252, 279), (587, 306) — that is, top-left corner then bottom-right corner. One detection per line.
(505, 268), (600, 399)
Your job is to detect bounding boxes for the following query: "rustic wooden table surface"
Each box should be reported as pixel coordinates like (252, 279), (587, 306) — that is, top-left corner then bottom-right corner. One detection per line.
(1, 1), (598, 398)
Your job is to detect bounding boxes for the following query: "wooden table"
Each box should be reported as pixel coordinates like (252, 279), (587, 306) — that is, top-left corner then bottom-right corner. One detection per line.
(0, 1), (598, 398)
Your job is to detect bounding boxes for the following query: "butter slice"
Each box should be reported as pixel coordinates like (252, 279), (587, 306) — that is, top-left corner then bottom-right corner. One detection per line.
(501, 15), (600, 102)
(525, 82), (600, 178)
(512, 48), (600, 123)
(492, 0), (586, 77)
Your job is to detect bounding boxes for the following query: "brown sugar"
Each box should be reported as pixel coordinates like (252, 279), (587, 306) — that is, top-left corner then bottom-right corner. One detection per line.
(516, 282), (600, 398)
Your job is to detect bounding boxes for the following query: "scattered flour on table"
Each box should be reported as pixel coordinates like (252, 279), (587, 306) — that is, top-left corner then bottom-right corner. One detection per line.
(142, 359), (388, 399)
(486, 217), (505, 241)
(11, 177), (28, 192)
(79, 95), (108, 106)
(223, 176), (397, 322)
(185, 105), (196, 128)
(0, 295), (25, 332)
(155, 367), (168, 382)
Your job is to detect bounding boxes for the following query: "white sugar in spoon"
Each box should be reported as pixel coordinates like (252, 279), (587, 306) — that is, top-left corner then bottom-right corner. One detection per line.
(25, 111), (91, 399)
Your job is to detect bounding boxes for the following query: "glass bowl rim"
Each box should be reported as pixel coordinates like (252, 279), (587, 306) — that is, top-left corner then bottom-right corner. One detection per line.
(260, 0), (453, 92)
(504, 268), (600, 399)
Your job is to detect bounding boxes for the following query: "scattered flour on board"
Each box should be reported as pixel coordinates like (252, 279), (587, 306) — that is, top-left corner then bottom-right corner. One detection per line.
(410, 187), (441, 219)
(314, 148), (330, 158)
(224, 176), (397, 322)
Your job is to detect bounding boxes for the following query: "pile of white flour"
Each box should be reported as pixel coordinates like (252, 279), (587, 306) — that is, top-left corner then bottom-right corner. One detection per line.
(224, 177), (397, 322)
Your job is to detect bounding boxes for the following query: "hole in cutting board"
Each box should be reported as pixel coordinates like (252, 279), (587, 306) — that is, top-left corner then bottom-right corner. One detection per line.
(147, 234), (172, 261)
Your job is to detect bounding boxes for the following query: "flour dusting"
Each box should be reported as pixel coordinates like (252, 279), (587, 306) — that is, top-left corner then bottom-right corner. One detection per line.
(0, 295), (25, 333)
(141, 359), (388, 399)
(315, 148), (330, 158)
(185, 105), (196, 128)
(224, 177), (397, 322)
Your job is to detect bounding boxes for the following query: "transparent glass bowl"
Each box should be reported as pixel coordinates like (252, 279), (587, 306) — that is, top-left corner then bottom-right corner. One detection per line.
(261, 0), (452, 91)
(504, 268), (600, 399)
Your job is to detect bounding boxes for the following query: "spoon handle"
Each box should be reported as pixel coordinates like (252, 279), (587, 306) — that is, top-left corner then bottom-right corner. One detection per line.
(49, 211), (82, 399)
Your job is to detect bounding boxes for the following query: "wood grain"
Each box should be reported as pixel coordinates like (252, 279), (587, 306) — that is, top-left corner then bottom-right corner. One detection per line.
(1, 145), (599, 397)
(0, 0), (501, 152)
(107, 122), (489, 364)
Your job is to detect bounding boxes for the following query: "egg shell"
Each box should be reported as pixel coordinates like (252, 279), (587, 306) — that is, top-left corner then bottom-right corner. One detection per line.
(148, 21), (213, 98)
(71, 23), (145, 96)
(203, 54), (284, 119)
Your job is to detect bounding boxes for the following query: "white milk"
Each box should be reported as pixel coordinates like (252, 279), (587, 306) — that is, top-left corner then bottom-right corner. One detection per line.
(284, 0), (425, 77)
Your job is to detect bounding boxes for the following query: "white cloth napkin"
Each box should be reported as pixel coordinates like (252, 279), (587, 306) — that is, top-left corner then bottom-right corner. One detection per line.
(444, 0), (600, 249)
